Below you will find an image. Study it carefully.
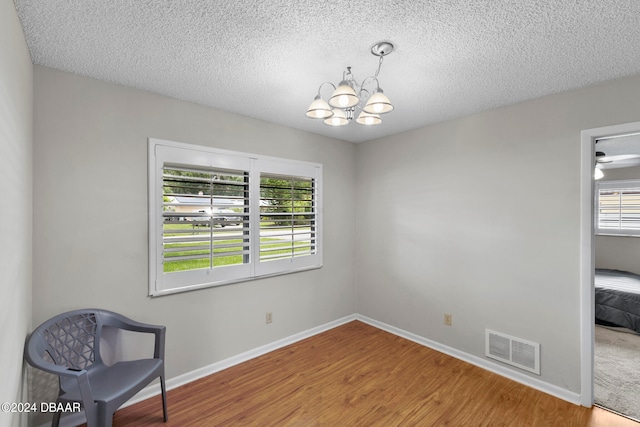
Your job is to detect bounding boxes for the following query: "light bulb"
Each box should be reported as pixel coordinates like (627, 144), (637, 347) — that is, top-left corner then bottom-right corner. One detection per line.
(356, 111), (381, 125)
(324, 109), (348, 126)
(329, 81), (359, 108)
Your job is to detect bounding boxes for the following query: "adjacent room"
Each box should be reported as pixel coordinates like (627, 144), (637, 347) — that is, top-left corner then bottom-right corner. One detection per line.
(4, 1), (640, 426)
(592, 134), (640, 419)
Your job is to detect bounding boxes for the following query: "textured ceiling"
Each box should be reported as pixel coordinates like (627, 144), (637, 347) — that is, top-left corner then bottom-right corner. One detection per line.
(13, 0), (640, 143)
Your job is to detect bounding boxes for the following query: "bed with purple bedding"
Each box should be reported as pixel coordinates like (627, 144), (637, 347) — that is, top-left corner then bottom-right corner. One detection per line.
(595, 268), (640, 334)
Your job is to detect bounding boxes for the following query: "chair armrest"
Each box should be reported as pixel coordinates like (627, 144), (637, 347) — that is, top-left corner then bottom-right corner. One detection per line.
(100, 311), (166, 360)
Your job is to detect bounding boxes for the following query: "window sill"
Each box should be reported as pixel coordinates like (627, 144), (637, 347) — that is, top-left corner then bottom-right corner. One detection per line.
(149, 264), (323, 298)
(595, 233), (640, 238)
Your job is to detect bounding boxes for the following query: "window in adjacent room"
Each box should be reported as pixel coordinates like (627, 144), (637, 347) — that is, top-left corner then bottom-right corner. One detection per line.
(595, 179), (640, 236)
(148, 138), (322, 296)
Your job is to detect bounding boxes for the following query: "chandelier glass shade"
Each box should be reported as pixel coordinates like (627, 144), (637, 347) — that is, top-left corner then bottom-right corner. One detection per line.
(356, 111), (382, 125)
(363, 88), (394, 114)
(306, 41), (395, 127)
(324, 108), (349, 126)
(305, 95), (334, 119)
(329, 81), (360, 108)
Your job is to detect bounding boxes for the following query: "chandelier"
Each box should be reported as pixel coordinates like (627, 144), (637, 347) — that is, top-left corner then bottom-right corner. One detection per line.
(305, 41), (395, 126)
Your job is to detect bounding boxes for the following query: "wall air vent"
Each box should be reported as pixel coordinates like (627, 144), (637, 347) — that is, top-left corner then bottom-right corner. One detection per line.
(485, 329), (540, 375)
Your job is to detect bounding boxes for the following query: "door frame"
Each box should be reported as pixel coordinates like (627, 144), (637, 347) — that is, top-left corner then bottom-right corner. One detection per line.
(580, 121), (640, 407)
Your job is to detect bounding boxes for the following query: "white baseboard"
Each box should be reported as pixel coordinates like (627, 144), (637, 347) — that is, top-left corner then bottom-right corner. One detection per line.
(125, 312), (580, 411)
(355, 314), (582, 406)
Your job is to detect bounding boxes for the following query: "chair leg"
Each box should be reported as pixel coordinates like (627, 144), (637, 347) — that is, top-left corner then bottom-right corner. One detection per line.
(160, 375), (168, 422)
(98, 416), (113, 427)
(51, 410), (61, 427)
(95, 404), (111, 427)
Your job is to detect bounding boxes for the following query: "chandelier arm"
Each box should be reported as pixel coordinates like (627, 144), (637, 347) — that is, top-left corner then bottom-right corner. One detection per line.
(357, 87), (371, 102)
(359, 76), (380, 97)
(317, 81), (336, 97)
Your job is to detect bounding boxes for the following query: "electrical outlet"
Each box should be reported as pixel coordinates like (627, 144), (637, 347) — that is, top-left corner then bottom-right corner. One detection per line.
(266, 312), (273, 324)
(444, 313), (452, 326)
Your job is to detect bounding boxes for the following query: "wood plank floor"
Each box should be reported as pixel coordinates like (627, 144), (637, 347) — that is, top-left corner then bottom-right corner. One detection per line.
(112, 321), (639, 426)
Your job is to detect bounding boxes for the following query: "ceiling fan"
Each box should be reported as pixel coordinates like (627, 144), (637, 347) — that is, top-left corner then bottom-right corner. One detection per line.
(595, 151), (640, 169)
(594, 134), (640, 179)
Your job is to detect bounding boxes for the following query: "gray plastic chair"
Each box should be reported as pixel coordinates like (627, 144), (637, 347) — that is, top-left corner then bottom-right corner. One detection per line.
(24, 309), (168, 427)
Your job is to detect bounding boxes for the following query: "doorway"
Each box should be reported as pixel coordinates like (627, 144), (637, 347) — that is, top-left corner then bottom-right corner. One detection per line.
(580, 121), (640, 418)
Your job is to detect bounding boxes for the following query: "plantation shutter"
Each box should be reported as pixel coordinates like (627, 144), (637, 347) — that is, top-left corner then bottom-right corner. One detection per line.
(149, 139), (322, 296)
(596, 180), (640, 235)
(162, 165), (250, 272)
(259, 173), (317, 262)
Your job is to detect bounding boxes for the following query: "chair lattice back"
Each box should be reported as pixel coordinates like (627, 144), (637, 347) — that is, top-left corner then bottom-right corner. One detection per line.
(42, 312), (99, 370)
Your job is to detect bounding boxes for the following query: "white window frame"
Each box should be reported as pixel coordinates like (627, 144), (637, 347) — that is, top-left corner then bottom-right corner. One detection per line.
(149, 138), (322, 296)
(595, 179), (640, 237)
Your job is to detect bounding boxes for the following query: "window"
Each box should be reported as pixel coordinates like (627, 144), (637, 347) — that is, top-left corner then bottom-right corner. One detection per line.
(149, 138), (322, 296)
(595, 179), (640, 236)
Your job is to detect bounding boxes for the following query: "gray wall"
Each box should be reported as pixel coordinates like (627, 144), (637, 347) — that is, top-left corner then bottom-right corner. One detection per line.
(32, 67), (357, 383)
(0, 0), (33, 426)
(355, 73), (640, 395)
(595, 165), (640, 274)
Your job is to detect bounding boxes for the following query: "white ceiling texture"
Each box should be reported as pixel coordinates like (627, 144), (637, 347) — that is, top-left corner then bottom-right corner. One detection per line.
(13, 0), (640, 143)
